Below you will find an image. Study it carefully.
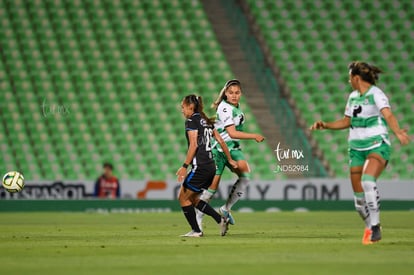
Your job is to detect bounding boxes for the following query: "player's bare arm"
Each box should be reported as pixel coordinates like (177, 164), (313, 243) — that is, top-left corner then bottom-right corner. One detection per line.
(310, 116), (351, 130)
(381, 107), (410, 145)
(225, 124), (265, 142)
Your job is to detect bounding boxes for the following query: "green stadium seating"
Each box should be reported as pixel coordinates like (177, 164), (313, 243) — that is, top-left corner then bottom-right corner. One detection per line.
(0, 0), (280, 181)
(247, 0), (414, 179)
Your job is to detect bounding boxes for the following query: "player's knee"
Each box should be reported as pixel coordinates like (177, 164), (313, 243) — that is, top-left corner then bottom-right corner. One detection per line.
(191, 196), (200, 206)
(179, 198), (191, 207)
(237, 160), (250, 173)
(178, 192), (189, 206)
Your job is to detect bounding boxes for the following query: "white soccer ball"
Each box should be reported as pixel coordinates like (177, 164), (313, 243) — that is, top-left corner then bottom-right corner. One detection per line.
(2, 171), (25, 193)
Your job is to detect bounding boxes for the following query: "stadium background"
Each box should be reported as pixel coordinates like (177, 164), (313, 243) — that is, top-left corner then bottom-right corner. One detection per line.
(0, 0), (413, 208)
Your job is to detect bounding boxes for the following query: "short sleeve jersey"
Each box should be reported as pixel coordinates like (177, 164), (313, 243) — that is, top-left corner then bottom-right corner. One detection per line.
(213, 100), (245, 151)
(344, 86), (390, 150)
(185, 113), (214, 166)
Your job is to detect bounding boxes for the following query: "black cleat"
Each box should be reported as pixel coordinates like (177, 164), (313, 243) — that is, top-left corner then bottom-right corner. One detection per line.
(370, 224), (382, 242)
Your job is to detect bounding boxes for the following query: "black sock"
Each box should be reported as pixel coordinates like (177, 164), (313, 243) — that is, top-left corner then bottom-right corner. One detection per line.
(196, 200), (222, 224)
(182, 205), (201, 232)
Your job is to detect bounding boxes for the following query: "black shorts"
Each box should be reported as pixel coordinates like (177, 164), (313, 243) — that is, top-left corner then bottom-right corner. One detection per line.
(183, 162), (216, 193)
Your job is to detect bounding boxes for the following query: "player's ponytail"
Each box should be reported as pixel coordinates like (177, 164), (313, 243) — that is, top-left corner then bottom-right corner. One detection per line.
(348, 61), (383, 85)
(183, 94), (214, 126)
(211, 79), (241, 110)
(368, 64), (382, 84)
(211, 86), (226, 110)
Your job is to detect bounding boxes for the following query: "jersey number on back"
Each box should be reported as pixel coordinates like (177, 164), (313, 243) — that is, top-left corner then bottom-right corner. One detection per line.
(203, 128), (213, 152)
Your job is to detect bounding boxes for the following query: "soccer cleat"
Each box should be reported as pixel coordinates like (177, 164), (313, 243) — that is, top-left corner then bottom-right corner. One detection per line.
(219, 217), (229, 236)
(180, 230), (203, 237)
(195, 209), (204, 232)
(219, 206), (235, 225)
(362, 228), (373, 245)
(370, 224), (382, 242)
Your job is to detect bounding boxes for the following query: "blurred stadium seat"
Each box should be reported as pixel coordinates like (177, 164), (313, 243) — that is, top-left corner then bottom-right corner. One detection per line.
(246, 0), (414, 179)
(0, 0), (278, 180)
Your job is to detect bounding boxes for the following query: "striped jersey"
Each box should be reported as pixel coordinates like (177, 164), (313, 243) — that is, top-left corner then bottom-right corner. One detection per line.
(344, 86), (390, 150)
(213, 100), (245, 151)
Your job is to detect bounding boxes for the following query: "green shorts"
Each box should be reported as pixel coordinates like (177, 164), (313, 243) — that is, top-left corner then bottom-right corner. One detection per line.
(348, 142), (391, 167)
(212, 148), (245, 175)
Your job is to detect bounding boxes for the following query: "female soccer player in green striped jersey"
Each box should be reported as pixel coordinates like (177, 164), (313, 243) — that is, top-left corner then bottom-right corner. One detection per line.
(310, 61), (410, 244)
(197, 80), (265, 229)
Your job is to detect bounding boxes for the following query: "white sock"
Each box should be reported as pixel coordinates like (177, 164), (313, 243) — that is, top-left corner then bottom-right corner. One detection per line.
(354, 193), (370, 228)
(225, 178), (249, 210)
(195, 208), (204, 231)
(200, 189), (215, 202)
(362, 177), (380, 226)
(197, 189), (217, 229)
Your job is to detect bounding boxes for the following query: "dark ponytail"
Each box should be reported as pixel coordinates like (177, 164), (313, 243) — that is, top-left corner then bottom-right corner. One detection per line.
(183, 94), (214, 126)
(348, 61), (383, 85)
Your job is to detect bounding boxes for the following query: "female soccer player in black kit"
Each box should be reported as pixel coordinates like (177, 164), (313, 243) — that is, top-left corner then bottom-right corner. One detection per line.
(176, 94), (237, 237)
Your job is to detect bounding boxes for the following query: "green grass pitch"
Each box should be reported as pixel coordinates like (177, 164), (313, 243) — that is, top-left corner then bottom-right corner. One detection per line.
(1, 211), (413, 275)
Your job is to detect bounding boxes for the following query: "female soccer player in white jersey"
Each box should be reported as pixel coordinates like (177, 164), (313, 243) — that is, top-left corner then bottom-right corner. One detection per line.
(197, 80), (265, 228)
(177, 94), (237, 237)
(310, 61), (410, 244)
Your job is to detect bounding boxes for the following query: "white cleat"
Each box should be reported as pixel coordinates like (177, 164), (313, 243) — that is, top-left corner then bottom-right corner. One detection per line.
(180, 230), (203, 237)
(220, 217), (230, 236)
